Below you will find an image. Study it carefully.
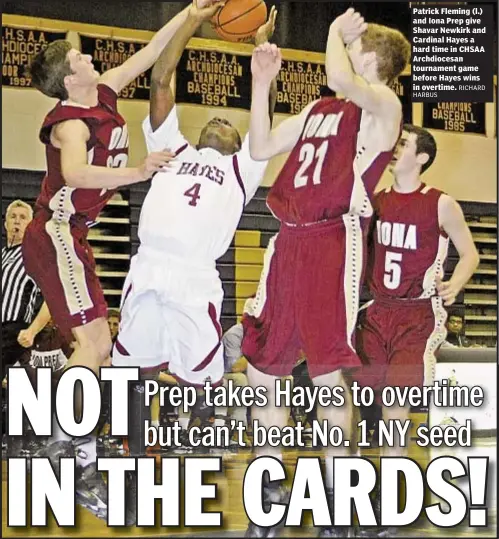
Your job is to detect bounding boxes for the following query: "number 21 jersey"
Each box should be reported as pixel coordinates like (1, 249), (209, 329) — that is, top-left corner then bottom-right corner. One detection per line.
(267, 97), (397, 225)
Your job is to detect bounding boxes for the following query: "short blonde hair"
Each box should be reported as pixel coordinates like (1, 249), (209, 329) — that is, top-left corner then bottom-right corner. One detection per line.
(6, 200), (33, 221)
(361, 24), (411, 84)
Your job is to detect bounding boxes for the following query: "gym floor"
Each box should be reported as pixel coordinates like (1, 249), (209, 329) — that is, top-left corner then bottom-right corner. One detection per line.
(2, 438), (496, 538)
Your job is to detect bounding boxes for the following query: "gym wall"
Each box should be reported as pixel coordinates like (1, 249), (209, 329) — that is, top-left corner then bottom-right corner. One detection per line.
(2, 14), (497, 203)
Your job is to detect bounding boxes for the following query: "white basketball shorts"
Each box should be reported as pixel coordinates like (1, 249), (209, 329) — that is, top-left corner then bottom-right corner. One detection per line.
(111, 247), (224, 386)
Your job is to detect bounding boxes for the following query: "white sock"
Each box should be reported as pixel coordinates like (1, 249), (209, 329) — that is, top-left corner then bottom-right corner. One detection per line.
(325, 456), (335, 490)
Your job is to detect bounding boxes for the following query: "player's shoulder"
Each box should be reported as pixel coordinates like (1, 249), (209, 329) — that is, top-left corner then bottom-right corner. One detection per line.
(97, 83), (119, 112)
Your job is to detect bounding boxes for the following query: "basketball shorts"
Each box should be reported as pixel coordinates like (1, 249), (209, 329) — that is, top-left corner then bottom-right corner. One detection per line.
(354, 296), (448, 391)
(111, 247), (224, 387)
(242, 218), (365, 379)
(22, 217), (107, 336)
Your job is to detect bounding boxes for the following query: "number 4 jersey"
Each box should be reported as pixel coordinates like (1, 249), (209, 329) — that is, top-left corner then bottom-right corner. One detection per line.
(139, 106), (269, 262)
(367, 183), (449, 300)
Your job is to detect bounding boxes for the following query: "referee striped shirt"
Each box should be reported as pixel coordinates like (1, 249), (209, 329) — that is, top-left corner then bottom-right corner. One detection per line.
(2, 244), (41, 324)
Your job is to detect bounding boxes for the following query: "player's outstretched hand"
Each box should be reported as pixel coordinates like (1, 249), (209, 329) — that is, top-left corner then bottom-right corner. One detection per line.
(139, 150), (175, 181)
(334, 7), (368, 45)
(251, 42), (282, 83)
(255, 5), (278, 45)
(190, 0), (226, 21)
(435, 276), (459, 306)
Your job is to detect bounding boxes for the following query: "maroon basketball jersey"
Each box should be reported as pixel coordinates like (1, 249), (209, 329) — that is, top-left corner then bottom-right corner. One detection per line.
(36, 84), (129, 224)
(267, 97), (397, 225)
(368, 184), (449, 300)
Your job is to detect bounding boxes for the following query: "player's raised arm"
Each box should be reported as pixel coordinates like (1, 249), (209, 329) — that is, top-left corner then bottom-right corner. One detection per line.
(54, 119), (174, 189)
(436, 195), (480, 306)
(148, 0), (226, 131)
(249, 43), (318, 161)
(253, 5), (278, 124)
(326, 9), (408, 118)
(98, 6), (190, 94)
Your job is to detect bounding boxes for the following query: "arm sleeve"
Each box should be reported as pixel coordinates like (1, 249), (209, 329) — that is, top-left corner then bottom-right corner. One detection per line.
(142, 105), (190, 154)
(233, 133), (270, 204)
(222, 324), (244, 372)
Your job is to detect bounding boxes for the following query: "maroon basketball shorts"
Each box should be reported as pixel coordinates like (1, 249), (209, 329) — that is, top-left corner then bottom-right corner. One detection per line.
(354, 296), (448, 391)
(242, 217), (365, 379)
(22, 217), (108, 337)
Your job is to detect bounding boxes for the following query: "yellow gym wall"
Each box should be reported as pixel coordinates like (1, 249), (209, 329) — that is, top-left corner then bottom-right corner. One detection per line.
(2, 14), (497, 204)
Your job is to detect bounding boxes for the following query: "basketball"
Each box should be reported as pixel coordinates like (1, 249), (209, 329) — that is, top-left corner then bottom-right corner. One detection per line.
(212, 0), (268, 43)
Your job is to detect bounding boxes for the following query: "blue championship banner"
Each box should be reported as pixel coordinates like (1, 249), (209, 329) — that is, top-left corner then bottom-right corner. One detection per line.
(2, 26), (67, 87)
(390, 74), (413, 124)
(422, 102), (486, 134)
(79, 34), (151, 100)
(175, 48), (252, 110)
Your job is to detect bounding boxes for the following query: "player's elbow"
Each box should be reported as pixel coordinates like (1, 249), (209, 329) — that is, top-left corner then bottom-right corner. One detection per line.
(470, 247), (480, 271)
(151, 67), (174, 89)
(249, 143), (270, 161)
(62, 165), (88, 188)
(326, 69), (353, 93)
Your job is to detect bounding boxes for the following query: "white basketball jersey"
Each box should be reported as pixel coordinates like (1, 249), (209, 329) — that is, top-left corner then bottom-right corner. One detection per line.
(139, 106), (268, 265)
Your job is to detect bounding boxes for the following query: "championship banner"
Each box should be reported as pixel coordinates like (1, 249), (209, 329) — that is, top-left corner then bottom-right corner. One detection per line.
(275, 59), (330, 115)
(175, 47), (251, 110)
(2, 26), (67, 88)
(390, 74), (413, 124)
(422, 102), (486, 135)
(79, 35), (151, 100)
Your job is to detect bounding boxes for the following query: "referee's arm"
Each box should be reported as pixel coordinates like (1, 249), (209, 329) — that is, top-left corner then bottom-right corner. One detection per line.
(17, 301), (50, 348)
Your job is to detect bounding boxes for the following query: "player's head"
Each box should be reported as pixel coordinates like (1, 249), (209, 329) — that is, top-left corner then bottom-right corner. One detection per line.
(390, 124), (437, 176)
(347, 24), (410, 84)
(27, 40), (99, 101)
(197, 117), (242, 155)
(107, 309), (120, 342)
(4, 200), (33, 246)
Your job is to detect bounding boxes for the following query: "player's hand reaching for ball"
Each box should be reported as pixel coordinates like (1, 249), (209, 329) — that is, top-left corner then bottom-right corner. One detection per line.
(333, 8), (368, 45)
(255, 5), (278, 45)
(251, 42), (282, 84)
(435, 276), (460, 306)
(190, 0), (226, 22)
(138, 150), (175, 181)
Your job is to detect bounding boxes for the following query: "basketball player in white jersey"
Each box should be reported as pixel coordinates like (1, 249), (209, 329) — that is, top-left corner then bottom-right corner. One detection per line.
(112, 0), (278, 452)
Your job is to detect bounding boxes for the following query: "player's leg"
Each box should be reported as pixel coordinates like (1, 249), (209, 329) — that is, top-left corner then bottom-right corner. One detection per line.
(163, 299), (226, 451)
(241, 232), (304, 537)
(22, 226), (115, 519)
(297, 223), (366, 537)
(353, 303), (393, 539)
